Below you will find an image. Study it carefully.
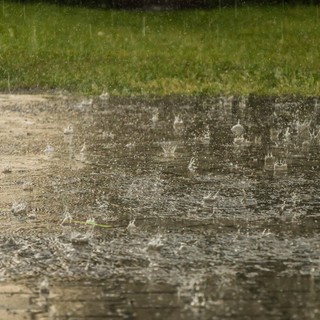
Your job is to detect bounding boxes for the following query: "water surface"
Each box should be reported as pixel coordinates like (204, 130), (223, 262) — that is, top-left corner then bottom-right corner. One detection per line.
(0, 94), (320, 319)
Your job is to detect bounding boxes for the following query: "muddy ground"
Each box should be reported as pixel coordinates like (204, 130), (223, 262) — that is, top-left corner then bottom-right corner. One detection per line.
(0, 94), (319, 319)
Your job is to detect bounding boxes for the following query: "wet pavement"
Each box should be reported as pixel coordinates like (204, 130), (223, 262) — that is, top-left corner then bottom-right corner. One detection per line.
(0, 94), (320, 319)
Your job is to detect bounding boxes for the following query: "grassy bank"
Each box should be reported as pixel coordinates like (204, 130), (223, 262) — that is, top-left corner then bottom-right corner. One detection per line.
(0, 3), (319, 96)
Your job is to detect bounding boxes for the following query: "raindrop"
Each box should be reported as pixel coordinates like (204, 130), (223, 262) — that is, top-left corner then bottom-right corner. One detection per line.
(44, 144), (54, 158)
(296, 120), (311, 141)
(301, 140), (310, 152)
(142, 16), (146, 37)
(254, 136), (262, 145)
(173, 115), (184, 132)
(80, 142), (86, 154)
(309, 129), (320, 146)
(231, 120), (245, 136)
(261, 229), (271, 236)
(283, 127), (291, 142)
(75, 99), (93, 112)
(63, 124), (74, 135)
(60, 210), (73, 225)
(233, 135), (250, 147)
(270, 128), (281, 141)
(274, 160), (288, 172)
(151, 109), (159, 125)
(31, 26), (38, 51)
(126, 219), (137, 234)
(160, 141), (177, 157)
(190, 292), (206, 308)
(188, 157), (197, 173)
(145, 235), (163, 252)
(264, 153), (275, 170)
(11, 201), (29, 215)
(202, 190), (220, 205)
(201, 125), (210, 143)
(99, 92), (109, 101)
(279, 200), (286, 216)
(77, 142), (87, 162)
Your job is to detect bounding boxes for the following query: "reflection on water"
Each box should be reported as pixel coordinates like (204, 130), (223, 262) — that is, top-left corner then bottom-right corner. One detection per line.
(0, 95), (320, 319)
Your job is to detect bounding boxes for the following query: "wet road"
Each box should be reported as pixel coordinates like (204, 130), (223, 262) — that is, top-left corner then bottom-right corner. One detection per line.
(0, 94), (320, 319)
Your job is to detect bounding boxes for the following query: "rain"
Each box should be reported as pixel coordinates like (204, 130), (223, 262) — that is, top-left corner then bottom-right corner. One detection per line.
(0, 94), (318, 318)
(0, 0), (320, 319)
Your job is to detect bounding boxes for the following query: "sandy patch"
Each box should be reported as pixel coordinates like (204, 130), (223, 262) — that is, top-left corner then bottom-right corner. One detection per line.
(0, 94), (49, 105)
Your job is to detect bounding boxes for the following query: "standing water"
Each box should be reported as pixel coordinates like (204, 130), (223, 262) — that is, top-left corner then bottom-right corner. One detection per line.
(0, 94), (319, 319)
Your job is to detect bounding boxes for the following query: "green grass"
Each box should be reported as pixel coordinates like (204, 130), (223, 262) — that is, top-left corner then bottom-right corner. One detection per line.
(0, 2), (320, 96)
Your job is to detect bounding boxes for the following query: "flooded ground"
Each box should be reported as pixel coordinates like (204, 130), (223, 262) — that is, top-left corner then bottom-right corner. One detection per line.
(0, 94), (320, 319)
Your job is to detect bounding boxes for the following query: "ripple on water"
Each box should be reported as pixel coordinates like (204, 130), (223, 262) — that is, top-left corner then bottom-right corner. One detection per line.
(0, 95), (320, 319)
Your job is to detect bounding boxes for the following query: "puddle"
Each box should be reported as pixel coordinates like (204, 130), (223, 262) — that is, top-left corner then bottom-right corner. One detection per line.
(0, 94), (320, 319)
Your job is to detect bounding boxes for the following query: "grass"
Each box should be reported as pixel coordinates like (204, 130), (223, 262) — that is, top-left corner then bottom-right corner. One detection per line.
(0, 2), (320, 96)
